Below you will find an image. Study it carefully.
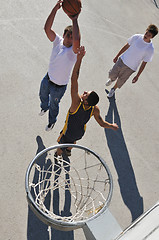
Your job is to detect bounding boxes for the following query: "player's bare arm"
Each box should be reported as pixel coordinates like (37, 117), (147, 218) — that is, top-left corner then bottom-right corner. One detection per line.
(113, 43), (130, 63)
(70, 46), (86, 112)
(132, 61), (147, 83)
(44, 0), (63, 42)
(69, 14), (81, 53)
(93, 106), (119, 130)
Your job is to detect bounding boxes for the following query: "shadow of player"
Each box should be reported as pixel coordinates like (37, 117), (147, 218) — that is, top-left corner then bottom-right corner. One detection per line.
(27, 136), (74, 240)
(27, 135), (51, 240)
(51, 152), (74, 239)
(104, 90), (143, 222)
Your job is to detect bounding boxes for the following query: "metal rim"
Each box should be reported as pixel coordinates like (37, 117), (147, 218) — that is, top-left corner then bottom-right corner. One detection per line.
(25, 144), (113, 230)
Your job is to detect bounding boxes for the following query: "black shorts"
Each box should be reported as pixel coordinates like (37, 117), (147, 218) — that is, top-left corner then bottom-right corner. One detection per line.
(58, 133), (75, 144)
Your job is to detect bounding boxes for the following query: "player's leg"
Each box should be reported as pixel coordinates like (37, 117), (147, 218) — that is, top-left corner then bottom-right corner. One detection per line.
(106, 58), (122, 86)
(65, 141), (76, 156)
(46, 84), (67, 131)
(117, 65), (135, 89)
(39, 73), (50, 115)
(56, 147), (63, 156)
(56, 133), (75, 156)
(107, 59), (134, 97)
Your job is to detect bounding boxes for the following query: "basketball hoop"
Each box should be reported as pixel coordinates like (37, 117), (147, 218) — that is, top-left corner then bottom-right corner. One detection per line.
(25, 144), (113, 231)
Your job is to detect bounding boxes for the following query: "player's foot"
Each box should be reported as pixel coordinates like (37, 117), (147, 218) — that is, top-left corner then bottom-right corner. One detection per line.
(54, 152), (62, 174)
(39, 109), (47, 116)
(45, 123), (55, 131)
(54, 152), (63, 162)
(107, 88), (115, 98)
(106, 79), (113, 86)
(64, 148), (71, 156)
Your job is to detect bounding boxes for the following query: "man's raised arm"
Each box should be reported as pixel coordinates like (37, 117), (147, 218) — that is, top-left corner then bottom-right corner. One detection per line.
(44, 0), (62, 42)
(69, 14), (81, 53)
(70, 46), (86, 111)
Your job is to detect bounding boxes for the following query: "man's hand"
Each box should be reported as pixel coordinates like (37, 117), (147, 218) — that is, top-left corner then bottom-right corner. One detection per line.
(132, 76), (139, 83)
(77, 46), (86, 60)
(113, 56), (118, 63)
(54, 0), (63, 11)
(68, 11), (81, 20)
(111, 123), (119, 130)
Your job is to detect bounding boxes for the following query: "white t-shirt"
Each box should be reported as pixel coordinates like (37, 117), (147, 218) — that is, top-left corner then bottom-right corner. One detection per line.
(121, 34), (154, 71)
(48, 34), (77, 85)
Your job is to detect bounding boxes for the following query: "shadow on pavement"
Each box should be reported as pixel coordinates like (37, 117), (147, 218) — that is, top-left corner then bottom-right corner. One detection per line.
(104, 90), (143, 222)
(51, 152), (74, 240)
(27, 136), (74, 240)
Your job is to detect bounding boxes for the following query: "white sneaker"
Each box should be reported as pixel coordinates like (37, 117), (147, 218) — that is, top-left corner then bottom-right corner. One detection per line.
(107, 88), (115, 98)
(106, 79), (113, 86)
(54, 152), (63, 162)
(39, 109), (47, 116)
(45, 123), (55, 131)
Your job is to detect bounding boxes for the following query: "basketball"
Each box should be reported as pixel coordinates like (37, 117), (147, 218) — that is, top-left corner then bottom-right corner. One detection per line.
(62, 0), (82, 17)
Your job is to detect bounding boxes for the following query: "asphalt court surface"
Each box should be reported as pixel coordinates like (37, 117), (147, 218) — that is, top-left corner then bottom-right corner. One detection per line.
(0, 0), (159, 239)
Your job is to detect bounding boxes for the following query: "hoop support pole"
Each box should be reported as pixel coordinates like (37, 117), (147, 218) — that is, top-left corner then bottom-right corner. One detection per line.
(82, 208), (122, 240)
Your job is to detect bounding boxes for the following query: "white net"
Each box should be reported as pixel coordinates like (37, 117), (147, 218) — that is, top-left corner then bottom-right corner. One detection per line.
(26, 144), (112, 229)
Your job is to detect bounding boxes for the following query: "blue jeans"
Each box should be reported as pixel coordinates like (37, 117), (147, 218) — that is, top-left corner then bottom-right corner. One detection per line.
(39, 74), (67, 124)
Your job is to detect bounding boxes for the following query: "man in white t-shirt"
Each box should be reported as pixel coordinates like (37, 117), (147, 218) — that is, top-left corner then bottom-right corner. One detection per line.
(106, 24), (158, 98)
(39, 0), (80, 131)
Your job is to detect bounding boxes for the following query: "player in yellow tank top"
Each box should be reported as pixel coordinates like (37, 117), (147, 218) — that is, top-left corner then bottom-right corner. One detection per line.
(56, 46), (119, 156)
